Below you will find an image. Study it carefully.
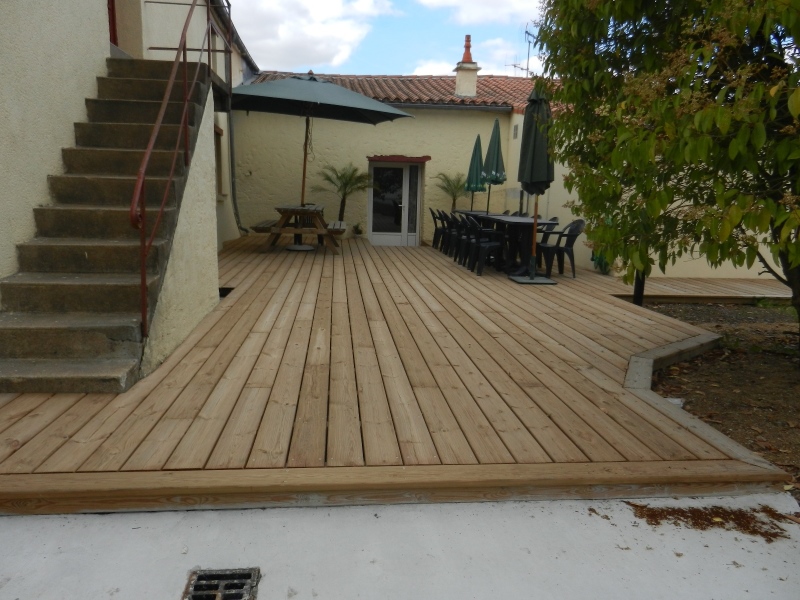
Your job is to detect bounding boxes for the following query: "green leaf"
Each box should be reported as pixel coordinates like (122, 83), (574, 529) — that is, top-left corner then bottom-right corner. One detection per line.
(728, 205), (743, 225)
(751, 122), (767, 150)
(789, 88), (800, 118)
(719, 218), (732, 242)
(715, 108), (731, 135)
(729, 138), (739, 160)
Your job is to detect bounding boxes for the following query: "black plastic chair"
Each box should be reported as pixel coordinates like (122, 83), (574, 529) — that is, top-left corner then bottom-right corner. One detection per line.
(450, 214), (471, 262)
(537, 219), (586, 278)
(458, 216), (493, 266)
(468, 219), (503, 275)
(429, 207), (445, 250)
(438, 210), (459, 254)
(535, 219), (560, 269)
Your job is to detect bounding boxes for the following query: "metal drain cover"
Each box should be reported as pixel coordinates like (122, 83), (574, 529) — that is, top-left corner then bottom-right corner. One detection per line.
(183, 568), (260, 600)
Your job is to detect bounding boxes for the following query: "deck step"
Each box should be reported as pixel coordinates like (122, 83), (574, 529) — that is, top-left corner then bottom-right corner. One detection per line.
(0, 272), (158, 313)
(0, 358), (140, 393)
(48, 174), (180, 207)
(62, 147), (183, 177)
(17, 238), (165, 273)
(34, 205), (176, 239)
(97, 77), (205, 103)
(85, 98), (198, 125)
(0, 313), (142, 359)
(105, 57), (208, 81)
(75, 122), (186, 150)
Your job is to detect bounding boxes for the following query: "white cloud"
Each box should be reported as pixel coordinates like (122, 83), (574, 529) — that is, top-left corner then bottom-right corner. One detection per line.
(232, 0), (394, 71)
(415, 0), (539, 25)
(411, 60), (454, 75)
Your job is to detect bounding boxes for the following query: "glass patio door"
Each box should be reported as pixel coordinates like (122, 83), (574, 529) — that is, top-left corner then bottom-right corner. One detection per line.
(368, 164), (420, 246)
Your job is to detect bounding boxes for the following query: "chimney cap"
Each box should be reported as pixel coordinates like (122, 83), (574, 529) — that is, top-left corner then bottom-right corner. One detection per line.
(461, 35), (474, 63)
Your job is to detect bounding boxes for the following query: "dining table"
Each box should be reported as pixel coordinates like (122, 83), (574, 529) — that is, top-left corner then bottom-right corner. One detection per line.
(456, 210), (557, 272)
(265, 204), (341, 254)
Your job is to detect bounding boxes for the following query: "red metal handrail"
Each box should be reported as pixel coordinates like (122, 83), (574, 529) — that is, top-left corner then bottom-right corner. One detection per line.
(130, 0), (232, 336)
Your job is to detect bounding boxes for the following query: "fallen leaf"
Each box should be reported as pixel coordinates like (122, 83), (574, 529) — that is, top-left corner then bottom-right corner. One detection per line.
(712, 517), (725, 523)
(750, 426), (763, 434)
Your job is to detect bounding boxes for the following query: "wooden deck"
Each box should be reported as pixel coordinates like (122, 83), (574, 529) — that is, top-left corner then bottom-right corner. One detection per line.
(0, 237), (787, 514)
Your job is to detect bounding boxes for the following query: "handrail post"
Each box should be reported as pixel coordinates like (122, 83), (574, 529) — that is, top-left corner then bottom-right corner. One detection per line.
(182, 45), (190, 166)
(206, 0), (212, 70)
(139, 181), (149, 337)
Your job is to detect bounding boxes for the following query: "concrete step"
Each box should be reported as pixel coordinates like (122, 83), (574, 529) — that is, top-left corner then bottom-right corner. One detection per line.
(48, 174), (180, 207)
(0, 312), (142, 359)
(86, 98), (198, 125)
(0, 358), (140, 393)
(34, 205), (176, 239)
(106, 57), (209, 81)
(62, 147), (184, 177)
(97, 76), (205, 103)
(17, 238), (166, 274)
(75, 122), (187, 151)
(0, 272), (159, 313)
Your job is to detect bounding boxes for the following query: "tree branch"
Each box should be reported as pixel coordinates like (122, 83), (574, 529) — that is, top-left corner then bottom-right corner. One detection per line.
(757, 250), (789, 285)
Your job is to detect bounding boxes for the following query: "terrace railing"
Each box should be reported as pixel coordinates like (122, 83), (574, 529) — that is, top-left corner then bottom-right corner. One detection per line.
(129, 0), (232, 336)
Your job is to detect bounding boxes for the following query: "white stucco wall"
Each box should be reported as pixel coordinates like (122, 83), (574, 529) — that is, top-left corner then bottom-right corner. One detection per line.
(141, 91), (219, 375)
(215, 112), (241, 249)
(0, 1), (109, 281)
(114, 0), (146, 58)
(232, 107), (518, 241)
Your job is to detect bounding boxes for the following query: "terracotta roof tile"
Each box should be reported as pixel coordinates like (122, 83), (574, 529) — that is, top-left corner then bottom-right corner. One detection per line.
(251, 71), (534, 113)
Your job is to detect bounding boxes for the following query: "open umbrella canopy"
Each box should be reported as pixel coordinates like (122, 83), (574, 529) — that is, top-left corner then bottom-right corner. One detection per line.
(518, 89), (554, 196)
(231, 75), (411, 124)
(231, 75), (411, 208)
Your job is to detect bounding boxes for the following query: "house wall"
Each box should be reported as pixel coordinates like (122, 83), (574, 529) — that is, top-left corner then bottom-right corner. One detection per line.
(232, 107), (519, 240)
(140, 90), (220, 375)
(0, 1), (109, 281)
(115, 0), (146, 58)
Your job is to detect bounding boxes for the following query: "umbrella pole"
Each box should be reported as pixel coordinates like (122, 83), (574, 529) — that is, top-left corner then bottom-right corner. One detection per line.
(519, 190), (524, 215)
(470, 192), (474, 211)
(529, 194), (540, 279)
(300, 115), (310, 207)
(486, 185), (492, 214)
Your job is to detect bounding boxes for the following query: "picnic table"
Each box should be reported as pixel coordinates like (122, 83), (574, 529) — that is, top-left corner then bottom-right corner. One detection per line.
(264, 205), (345, 254)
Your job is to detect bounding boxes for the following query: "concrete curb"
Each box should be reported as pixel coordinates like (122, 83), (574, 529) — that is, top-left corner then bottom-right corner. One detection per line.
(623, 332), (785, 474)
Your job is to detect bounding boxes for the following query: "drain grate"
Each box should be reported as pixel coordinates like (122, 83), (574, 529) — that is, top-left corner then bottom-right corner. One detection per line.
(183, 568), (260, 600)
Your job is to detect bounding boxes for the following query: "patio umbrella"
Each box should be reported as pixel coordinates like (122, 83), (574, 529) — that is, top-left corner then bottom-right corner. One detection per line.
(232, 74), (411, 206)
(465, 135), (486, 211)
(481, 118), (506, 213)
(511, 89), (555, 285)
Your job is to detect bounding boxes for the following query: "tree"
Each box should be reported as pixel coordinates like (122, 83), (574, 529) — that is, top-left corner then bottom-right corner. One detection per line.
(536, 0), (800, 349)
(312, 163), (372, 222)
(433, 172), (468, 211)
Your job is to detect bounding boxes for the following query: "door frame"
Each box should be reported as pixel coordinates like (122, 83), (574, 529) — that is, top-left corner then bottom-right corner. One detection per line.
(367, 162), (423, 246)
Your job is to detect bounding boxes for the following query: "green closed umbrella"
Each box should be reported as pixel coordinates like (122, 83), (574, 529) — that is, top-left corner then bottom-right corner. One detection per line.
(511, 89), (556, 284)
(465, 135), (486, 211)
(481, 118), (506, 213)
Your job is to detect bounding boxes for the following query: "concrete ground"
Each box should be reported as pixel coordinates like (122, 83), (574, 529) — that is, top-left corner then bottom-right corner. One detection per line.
(0, 493), (797, 600)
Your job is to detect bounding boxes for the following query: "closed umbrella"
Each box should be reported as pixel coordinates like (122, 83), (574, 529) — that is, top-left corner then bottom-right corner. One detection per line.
(232, 75), (411, 207)
(481, 118), (506, 213)
(510, 89), (555, 284)
(465, 135), (486, 211)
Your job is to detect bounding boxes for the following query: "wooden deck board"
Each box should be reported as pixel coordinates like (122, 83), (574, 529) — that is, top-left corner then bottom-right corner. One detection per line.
(0, 237), (787, 514)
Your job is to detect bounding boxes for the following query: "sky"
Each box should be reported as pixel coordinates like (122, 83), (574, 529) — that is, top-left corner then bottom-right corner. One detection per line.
(229, 0), (544, 76)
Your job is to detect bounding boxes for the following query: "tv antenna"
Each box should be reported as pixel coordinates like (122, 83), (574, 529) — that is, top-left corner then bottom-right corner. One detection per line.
(506, 24), (536, 77)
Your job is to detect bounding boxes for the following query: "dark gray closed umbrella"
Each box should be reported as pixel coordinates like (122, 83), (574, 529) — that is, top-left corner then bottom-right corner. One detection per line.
(465, 135), (486, 211)
(512, 89), (555, 284)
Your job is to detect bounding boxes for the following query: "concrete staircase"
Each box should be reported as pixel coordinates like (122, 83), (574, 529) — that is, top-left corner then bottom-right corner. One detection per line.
(0, 58), (209, 393)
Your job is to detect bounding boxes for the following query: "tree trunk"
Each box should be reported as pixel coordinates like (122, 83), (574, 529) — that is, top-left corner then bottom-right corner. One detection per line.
(778, 252), (800, 365)
(633, 270), (646, 306)
(338, 195), (347, 222)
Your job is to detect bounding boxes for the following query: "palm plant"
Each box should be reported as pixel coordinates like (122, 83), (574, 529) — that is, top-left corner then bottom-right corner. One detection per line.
(312, 163), (372, 222)
(433, 172), (468, 211)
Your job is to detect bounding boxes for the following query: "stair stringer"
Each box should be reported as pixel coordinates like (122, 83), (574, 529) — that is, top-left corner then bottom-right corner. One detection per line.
(139, 87), (219, 376)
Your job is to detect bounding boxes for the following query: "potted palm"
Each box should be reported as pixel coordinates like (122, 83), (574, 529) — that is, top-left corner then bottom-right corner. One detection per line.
(312, 163), (372, 222)
(433, 172), (468, 211)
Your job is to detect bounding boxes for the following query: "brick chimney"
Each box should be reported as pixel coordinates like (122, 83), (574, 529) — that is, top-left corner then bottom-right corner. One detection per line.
(453, 34), (480, 97)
